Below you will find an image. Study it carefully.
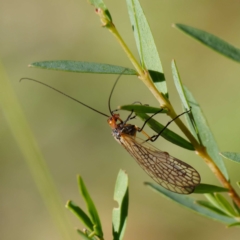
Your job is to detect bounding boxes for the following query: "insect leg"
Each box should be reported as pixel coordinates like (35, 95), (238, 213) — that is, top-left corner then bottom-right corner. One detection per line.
(137, 108), (164, 132)
(122, 110), (135, 125)
(147, 109), (191, 142)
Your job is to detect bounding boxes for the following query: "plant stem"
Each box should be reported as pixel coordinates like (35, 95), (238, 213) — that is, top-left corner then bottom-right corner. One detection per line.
(106, 22), (240, 208)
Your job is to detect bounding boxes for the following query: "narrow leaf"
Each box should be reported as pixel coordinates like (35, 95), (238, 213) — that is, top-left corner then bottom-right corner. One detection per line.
(145, 182), (236, 224)
(171, 60), (200, 142)
(215, 193), (237, 217)
(204, 193), (222, 209)
(137, 112), (194, 150)
(112, 170), (129, 240)
(126, 0), (167, 97)
(232, 201), (240, 216)
(227, 222), (240, 228)
(194, 184), (228, 194)
(196, 200), (229, 216)
(174, 24), (240, 63)
(119, 105), (167, 114)
(29, 61), (136, 75)
(78, 176), (103, 238)
(220, 152), (240, 164)
(183, 86), (228, 179)
(65, 201), (94, 231)
(171, 60), (190, 111)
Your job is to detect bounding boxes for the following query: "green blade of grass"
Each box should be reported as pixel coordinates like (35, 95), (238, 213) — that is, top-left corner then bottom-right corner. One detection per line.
(145, 182), (237, 224)
(112, 170), (129, 240)
(126, 0), (167, 97)
(137, 112), (194, 150)
(174, 24), (240, 63)
(29, 61), (136, 74)
(183, 86), (228, 179)
(0, 61), (74, 239)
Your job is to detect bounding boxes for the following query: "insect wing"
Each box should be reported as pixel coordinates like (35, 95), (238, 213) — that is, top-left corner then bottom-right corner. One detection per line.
(119, 134), (200, 194)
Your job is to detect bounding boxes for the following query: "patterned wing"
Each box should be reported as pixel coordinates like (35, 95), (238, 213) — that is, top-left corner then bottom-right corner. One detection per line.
(119, 134), (200, 194)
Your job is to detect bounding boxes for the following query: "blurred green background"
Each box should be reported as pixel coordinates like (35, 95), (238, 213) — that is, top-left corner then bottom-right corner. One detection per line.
(1, 0), (240, 239)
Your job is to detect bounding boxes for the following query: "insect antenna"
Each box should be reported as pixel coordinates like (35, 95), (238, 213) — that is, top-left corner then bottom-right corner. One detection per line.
(20, 78), (110, 118)
(108, 69), (127, 116)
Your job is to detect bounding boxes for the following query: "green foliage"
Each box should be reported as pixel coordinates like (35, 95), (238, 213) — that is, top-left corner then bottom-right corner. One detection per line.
(66, 171), (129, 240)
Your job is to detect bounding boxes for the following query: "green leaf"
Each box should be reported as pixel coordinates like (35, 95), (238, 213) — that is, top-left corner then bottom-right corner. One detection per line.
(171, 60), (200, 143)
(196, 200), (229, 216)
(112, 170), (129, 240)
(214, 193), (237, 217)
(126, 0), (167, 97)
(119, 105), (167, 114)
(183, 86), (229, 180)
(145, 182), (237, 224)
(76, 229), (95, 240)
(194, 184), (229, 194)
(137, 112), (194, 150)
(174, 24), (240, 63)
(220, 152), (240, 164)
(205, 193), (237, 217)
(227, 222), (240, 228)
(232, 201), (240, 216)
(29, 61), (136, 74)
(237, 182), (240, 189)
(78, 176), (103, 238)
(171, 60), (190, 111)
(65, 201), (94, 231)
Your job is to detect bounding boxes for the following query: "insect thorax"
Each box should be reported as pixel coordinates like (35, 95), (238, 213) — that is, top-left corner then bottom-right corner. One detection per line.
(112, 123), (137, 140)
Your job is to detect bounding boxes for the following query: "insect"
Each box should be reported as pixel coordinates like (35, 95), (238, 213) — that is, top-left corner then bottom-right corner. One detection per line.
(21, 75), (200, 194)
